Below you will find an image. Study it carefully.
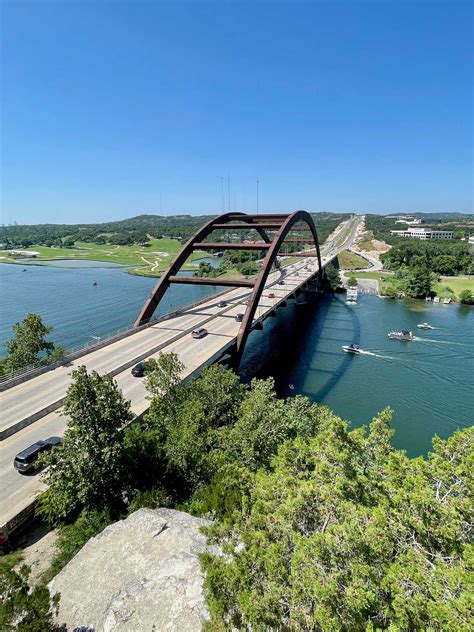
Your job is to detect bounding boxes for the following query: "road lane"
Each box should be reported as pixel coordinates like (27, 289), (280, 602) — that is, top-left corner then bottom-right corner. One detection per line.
(0, 217), (362, 527)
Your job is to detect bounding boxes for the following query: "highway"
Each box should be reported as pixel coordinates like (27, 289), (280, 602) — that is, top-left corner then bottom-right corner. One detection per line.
(0, 216), (361, 529)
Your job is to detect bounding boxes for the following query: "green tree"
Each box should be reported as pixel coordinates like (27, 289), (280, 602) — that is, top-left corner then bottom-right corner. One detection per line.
(433, 254), (458, 275)
(347, 275), (357, 287)
(5, 313), (64, 370)
(238, 260), (259, 276)
(62, 236), (75, 248)
(195, 261), (213, 277)
(459, 289), (474, 304)
(202, 415), (473, 631)
(38, 366), (133, 523)
(0, 560), (59, 631)
(323, 263), (341, 292)
(404, 266), (432, 298)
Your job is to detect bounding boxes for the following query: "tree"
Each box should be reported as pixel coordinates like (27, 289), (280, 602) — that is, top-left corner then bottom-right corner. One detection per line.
(238, 260), (259, 276)
(459, 289), (474, 304)
(323, 264), (341, 292)
(38, 366), (133, 523)
(194, 261), (213, 277)
(62, 237), (75, 248)
(0, 560), (59, 631)
(347, 275), (358, 287)
(201, 415), (473, 631)
(404, 266), (432, 298)
(5, 313), (62, 370)
(433, 254), (458, 275)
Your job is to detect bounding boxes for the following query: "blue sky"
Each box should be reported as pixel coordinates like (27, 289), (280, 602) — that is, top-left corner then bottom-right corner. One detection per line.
(1, 0), (472, 224)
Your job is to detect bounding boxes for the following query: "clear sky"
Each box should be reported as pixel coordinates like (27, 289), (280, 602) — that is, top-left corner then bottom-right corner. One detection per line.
(1, 0), (472, 224)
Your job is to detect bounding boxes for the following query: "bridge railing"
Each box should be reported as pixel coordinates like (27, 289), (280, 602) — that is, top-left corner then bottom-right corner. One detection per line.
(0, 287), (230, 391)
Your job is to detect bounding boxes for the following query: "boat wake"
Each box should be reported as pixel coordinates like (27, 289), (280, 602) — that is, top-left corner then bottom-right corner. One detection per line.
(358, 350), (395, 360)
(413, 337), (454, 344)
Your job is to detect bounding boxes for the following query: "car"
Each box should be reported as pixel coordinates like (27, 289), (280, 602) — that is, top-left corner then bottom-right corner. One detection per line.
(192, 327), (208, 339)
(14, 437), (61, 474)
(294, 272), (299, 276)
(235, 313), (244, 322)
(278, 280), (285, 285)
(243, 298), (250, 305)
(217, 300), (228, 308)
(268, 292), (275, 298)
(131, 361), (145, 377)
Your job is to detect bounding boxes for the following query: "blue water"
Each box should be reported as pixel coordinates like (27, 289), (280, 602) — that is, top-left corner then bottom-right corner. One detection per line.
(1, 263), (472, 456)
(0, 264), (219, 352)
(239, 293), (473, 456)
(17, 259), (130, 268)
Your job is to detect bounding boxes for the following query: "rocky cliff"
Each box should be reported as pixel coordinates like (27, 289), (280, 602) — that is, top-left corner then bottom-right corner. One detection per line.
(49, 508), (218, 631)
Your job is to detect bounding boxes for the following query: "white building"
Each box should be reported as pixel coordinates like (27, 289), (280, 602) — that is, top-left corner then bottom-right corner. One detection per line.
(390, 227), (453, 240)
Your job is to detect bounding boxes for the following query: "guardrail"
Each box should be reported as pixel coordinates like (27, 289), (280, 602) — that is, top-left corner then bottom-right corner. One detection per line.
(0, 288), (231, 391)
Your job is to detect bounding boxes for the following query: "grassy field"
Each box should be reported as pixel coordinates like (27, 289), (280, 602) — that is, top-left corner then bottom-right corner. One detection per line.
(0, 239), (208, 277)
(337, 251), (369, 269)
(433, 277), (474, 300)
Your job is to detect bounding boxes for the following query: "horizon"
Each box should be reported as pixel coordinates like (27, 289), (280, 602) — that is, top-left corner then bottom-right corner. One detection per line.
(1, 1), (472, 223)
(2, 208), (473, 229)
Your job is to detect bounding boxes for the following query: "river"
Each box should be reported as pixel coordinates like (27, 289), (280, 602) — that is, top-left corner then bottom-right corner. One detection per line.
(1, 263), (472, 456)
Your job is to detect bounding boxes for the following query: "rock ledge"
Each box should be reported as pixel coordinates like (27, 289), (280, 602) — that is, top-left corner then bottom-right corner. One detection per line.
(49, 508), (216, 631)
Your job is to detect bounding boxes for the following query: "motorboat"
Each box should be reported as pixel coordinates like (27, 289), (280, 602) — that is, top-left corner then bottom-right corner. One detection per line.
(388, 330), (414, 341)
(417, 322), (433, 330)
(342, 344), (362, 354)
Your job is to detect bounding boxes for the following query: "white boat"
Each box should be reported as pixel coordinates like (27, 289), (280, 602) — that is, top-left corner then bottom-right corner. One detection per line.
(417, 322), (433, 330)
(388, 330), (414, 341)
(342, 344), (362, 354)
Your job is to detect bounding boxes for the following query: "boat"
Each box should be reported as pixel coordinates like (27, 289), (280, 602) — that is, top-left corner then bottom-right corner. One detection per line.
(417, 322), (433, 330)
(388, 330), (414, 341)
(342, 344), (362, 354)
(93, 281), (98, 286)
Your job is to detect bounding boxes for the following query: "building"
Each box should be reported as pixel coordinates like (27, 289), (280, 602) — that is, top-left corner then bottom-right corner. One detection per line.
(389, 227), (453, 240)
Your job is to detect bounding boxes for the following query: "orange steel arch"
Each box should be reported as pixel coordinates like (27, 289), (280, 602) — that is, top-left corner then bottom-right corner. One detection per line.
(134, 210), (322, 365)
(234, 210), (322, 365)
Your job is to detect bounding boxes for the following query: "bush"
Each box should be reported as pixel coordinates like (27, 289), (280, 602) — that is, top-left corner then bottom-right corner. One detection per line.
(459, 289), (474, 304)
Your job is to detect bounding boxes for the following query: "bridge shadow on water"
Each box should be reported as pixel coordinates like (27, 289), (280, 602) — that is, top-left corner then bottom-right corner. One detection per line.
(237, 292), (361, 403)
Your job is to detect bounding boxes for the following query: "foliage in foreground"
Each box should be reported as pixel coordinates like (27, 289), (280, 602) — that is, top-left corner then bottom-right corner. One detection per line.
(201, 415), (473, 631)
(38, 366), (133, 524)
(0, 554), (59, 631)
(34, 353), (473, 630)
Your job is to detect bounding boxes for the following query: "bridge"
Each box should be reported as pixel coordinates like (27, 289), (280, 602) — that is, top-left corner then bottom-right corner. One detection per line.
(0, 212), (361, 540)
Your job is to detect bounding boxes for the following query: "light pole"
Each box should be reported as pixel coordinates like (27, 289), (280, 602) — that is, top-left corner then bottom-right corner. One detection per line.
(256, 179), (259, 214)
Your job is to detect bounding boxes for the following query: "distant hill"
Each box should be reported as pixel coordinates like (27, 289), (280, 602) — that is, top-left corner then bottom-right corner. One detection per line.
(384, 212), (474, 222)
(0, 211), (352, 249)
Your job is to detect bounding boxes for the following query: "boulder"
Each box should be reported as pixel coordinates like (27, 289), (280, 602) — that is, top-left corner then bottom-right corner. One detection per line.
(49, 508), (218, 631)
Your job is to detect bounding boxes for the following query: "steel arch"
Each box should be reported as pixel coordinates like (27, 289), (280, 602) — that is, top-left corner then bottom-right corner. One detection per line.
(134, 210), (322, 366)
(134, 212), (271, 326)
(234, 210), (322, 365)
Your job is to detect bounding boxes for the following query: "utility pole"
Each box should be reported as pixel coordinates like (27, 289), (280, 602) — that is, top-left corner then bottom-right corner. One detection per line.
(256, 179), (259, 214)
(221, 177), (224, 213)
(227, 174), (231, 212)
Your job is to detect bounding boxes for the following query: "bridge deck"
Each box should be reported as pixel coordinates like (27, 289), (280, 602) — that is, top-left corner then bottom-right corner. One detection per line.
(0, 216), (361, 530)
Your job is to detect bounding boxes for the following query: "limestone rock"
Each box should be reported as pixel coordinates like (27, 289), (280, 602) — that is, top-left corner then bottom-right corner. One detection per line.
(49, 508), (218, 631)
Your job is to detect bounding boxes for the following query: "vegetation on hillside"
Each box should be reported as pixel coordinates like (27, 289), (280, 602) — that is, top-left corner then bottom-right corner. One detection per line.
(32, 353), (472, 631)
(0, 212), (350, 253)
(380, 240), (473, 276)
(0, 552), (60, 631)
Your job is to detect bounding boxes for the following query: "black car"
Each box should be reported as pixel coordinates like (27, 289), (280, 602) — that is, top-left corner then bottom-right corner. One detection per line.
(278, 280), (285, 285)
(217, 300), (228, 308)
(131, 361), (145, 377)
(14, 437), (61, 474)
(235, 313), (244, 322)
